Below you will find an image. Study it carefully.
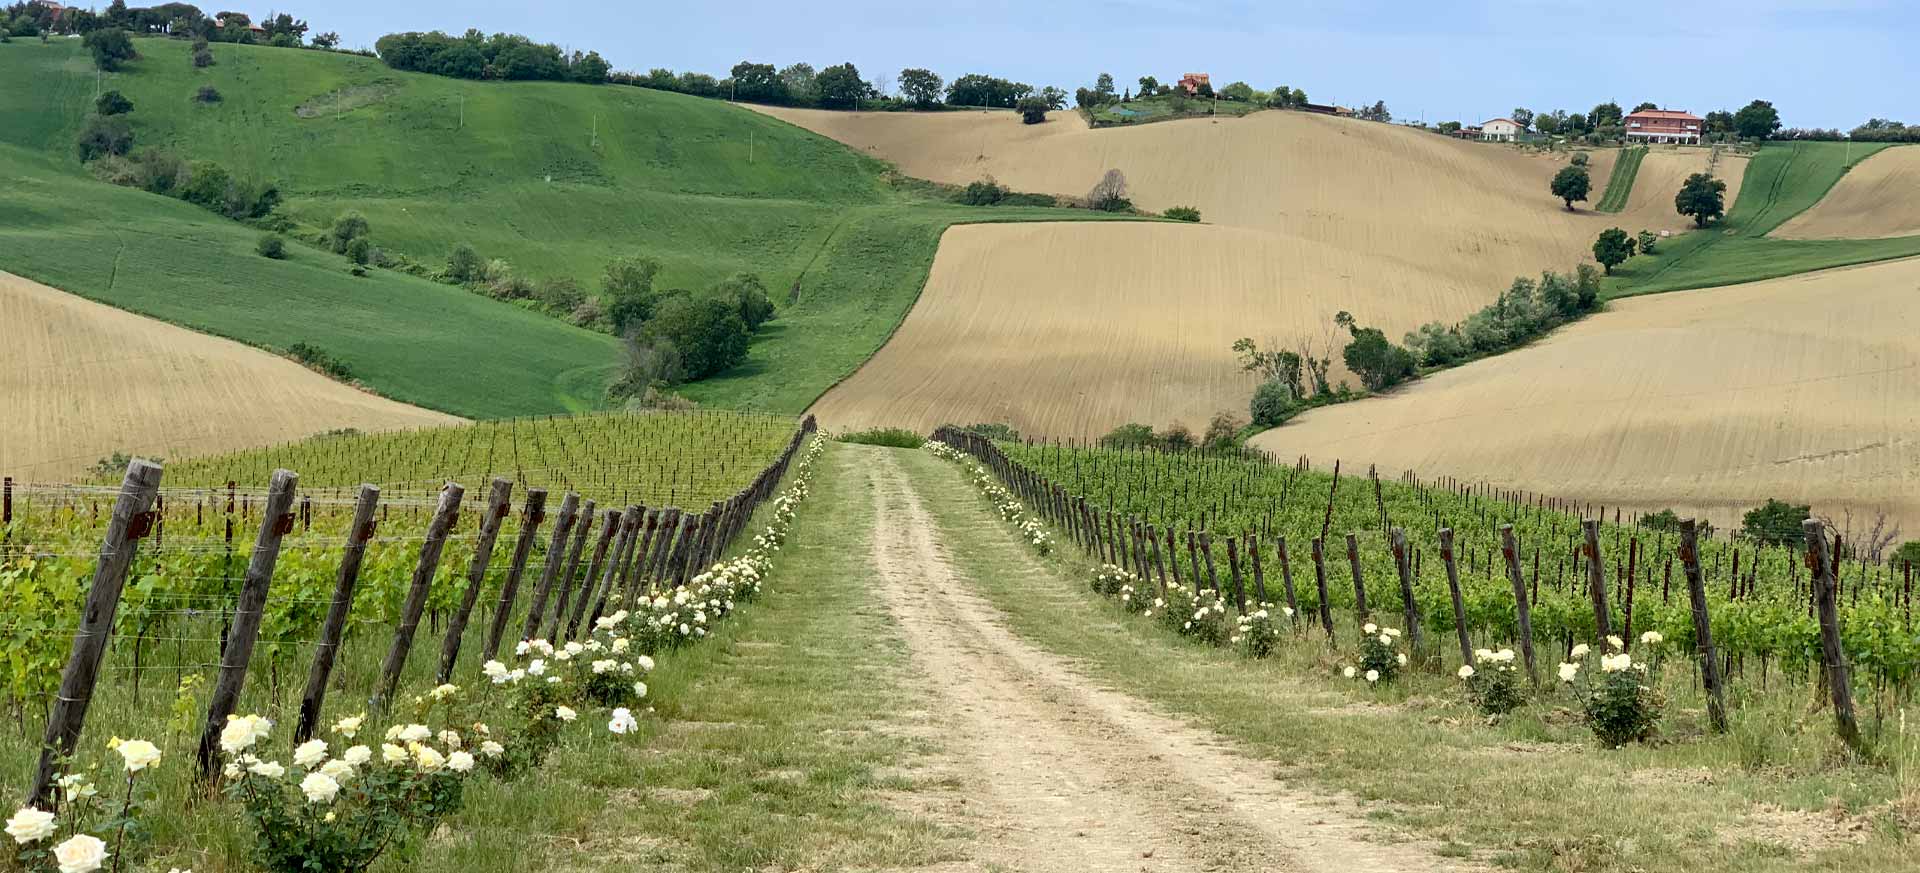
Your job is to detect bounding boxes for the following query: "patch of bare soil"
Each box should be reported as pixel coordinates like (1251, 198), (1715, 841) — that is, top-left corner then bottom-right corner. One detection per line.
(1720, 802), (1871, 856)
(860, 448), (1476, 872)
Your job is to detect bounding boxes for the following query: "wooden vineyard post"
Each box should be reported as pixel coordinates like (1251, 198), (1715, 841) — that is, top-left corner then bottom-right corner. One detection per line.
(1275, 536), (1300, 626)
(1311, 537), (1334, 639)
(1438, 529), (1473, 668)
(438, 479), (514, 684)
(521, 492), (580, 642)
(1582, 520), (1614, 643)
(1803, 519), (1864, 753)
(1165, 528), (1183, 590)
(1200, 532), (1222, 595)
(1679, 520), (1728, 733)
(621, 509), (662, 611)
(1389, 528), (1422, 650)
(1246, 533), (1268, 604)
(1185, 531), (1203, 593)
(1146, 524), (1168, 594)
(543, 499), (596, 642)
(1344, 533), (1370, 627)
(28, 458), (162, 807)
(483, 489), (548, 662)
(1498, 525), (1538, 687)
(295, 484), (380, 745)
(584, 507), (639, 634)
(563, 511), (620, 641)
(375, 482), (464, 710)
(1225, 536), (1247, 612)
(196, 469), (299, 781)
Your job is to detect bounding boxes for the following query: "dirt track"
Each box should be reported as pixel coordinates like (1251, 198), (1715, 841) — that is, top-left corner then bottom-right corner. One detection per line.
(858, 446), (1469, 872)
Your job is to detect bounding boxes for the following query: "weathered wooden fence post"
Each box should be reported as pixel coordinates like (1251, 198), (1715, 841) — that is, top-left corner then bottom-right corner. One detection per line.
(521, 492), (580, 641)
(1803, 519), (1864, 752)
(563, 508), (620, 640)
(1311, 537), (1334, 639)
(28, 459), (162, 807)
(1274, 536), (1300, 626)
(1246, 533), (1268, 604)
(1498, 525), (1539, 687)
(374, 482), (464, 709)
(197, 469), (299, 781)
(1225, 536), (1247, 612)
(1389, 527), (1422, 650)
(438, 479), (514, 683)
(1582, 520), (1614, 642)
(1678, 519), (1728, 733)
(295, 484), (379, 745)
(543, 499), (596, 641)
(583, 506), (638, 634)
(1344, 533), (1370, 626)
(622, 508), (663, 611)
(1438, 528), (1473, 668)
(482, 489), (548, 662)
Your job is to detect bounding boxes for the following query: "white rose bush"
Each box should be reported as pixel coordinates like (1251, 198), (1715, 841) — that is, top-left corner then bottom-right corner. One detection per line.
(1346, 623), (1405, 686)
(926, 443), (1052, 555)
(1459, 648), (1524, 715)
(1558, 636), (1665, 747)
(7, 733), (164, 873)
(1231, 604), (1287, 659)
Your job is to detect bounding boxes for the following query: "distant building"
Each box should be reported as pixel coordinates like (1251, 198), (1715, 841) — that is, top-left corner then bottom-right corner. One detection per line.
(1480, 118), (1522, 142)
(1624, 109), (1703, 144)
(1177, 73), (1211, 95)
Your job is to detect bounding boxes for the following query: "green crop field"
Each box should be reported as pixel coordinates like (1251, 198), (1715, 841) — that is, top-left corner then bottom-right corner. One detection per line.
(1593, 145), (1644, 212)
(1606, 140), (1920, 296)
(0, 38), (1135, 418)
(1085, 93), (1263, 126)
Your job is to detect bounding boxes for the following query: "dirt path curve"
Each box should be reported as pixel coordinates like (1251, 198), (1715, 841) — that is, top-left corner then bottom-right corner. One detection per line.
(859, 447), (1474, 873)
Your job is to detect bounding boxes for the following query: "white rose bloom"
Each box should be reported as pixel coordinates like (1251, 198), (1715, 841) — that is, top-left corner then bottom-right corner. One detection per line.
(6, 806), (58, 844)
(381, 744), (408, 764)
(247, 760), (285, 779)
(479, 741), (505, 758)
(1364, 669), (1380, 683)
(51, 833), (109, 873)
(446, 751), (476, 773)
(632, 681), (648, 699)
(342, 745), (372, 766)
(438, 730), (462, 749)
(398, 724), (431, 743)
(116, 739), (162, 773)
(608, 707), (639, 735)
(481, 660), (509, 682)
(300, 772), (340, 804)
(515, 640), (533, 656)
(1395, 653), (1408, 667)
(1363, 622), (1378, 634)
(1558, 662), (1581, 683)
(553, 650), (573, 663)
(429, 683), (459, 700)
(1457, 665), (1475, 679)
(412, 745), (445, 773)
(526, 659), (547, 676)
(610, 638), (631, 654)
(555, 706), (578, 723)
(564, 641), (585, 656)
(332, 714), (365, 739)
(1342, 667), (1356, 679)
(635, 655), (655, 672)
(319, 759), (355, 783)
(1569, 644), (1591, 659)
(1378, 634), (1393, 646)
(1640, 631), (1663, 645)
(292, 739), (328, 768)
(1607, 635), (1624, 651)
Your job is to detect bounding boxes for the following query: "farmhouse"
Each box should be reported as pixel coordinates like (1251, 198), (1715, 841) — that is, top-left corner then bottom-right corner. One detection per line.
(1479, 118), (1522, 142)
(1625, 109), (1703, 144)
(1177, 72), (1210, 94)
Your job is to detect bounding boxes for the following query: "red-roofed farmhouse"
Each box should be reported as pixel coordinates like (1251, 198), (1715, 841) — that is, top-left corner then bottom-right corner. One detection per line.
(1625, 109), (1703, 144)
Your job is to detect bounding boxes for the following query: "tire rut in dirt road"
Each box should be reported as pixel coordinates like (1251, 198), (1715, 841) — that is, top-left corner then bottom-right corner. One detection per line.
(860, 448), (1475, 873)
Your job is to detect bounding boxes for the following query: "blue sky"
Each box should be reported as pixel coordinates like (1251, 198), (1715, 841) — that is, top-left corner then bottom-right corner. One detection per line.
(298, 0), (1912, 130)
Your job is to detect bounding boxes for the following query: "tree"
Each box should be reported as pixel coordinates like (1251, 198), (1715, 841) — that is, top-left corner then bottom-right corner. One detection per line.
(1733, 99), (1781, 139)
(1588, 100), (1623, 128)
(1535, 110), (1563, 135)
(1550, 164), (1591, 210)
(255, 234), (286, 259)
(898, 67), (942, 107)
(1511, 108), (1533, 130)
(1088, 169), (1130, 212)
(1592, 227), (1635, 274)
(446, 242), (484, 282)
(74, 115), (132, 161)
(1137, 75), (1159, 95)
(602, 256), (661, 335)
(778, 63), (817, 102)
(1674, 172), (1727, 227)
(1016, 96), (1048, 124)
(1335, 311), (1417, 391)
(947, 73), (1026, 108)
(344, 237), (372, 266)
(1220, 81), (1254, 102)
(1741, 498), (1810, 547)
(1636, 229), (1658, 255)
(1098, 423), (1157, 449)
(94, 90), (133, 116)
(1039, 86), (1068, 110)
(1094, 72), (1115, 99)
(713, 272), (775, 330)
(311, 31), (339, 49)
(84, 27), (135, 71)
(572, 51), (610, 84)
(728, 61), (787, 102)
(1202, 413), (1244, 451)
(1631, 101), (1658, 113)
(1704, 110), (1735, 135)
(1249, 380), (1296, 427)
(1232, 337), (1304, 399)
(814, 62), (870, 108)
(1893, 540), (1920, 569)
(643, 296), (750, 380)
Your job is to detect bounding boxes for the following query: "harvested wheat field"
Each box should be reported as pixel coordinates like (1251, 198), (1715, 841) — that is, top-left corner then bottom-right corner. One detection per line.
(1, 271), (460, 480)
(1248, 258), (1920, 531)
(1606, 146), (1748, 227)
(1772, 145), (1920, 239)
(811, 221), (1475, 439)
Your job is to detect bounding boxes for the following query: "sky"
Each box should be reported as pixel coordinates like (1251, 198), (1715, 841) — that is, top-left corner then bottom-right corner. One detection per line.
(288, 0), (1911, 130)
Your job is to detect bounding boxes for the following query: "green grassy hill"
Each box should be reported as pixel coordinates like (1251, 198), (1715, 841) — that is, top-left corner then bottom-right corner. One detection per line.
(1607, 141), (1920, 296)
(0, 37), (1133, 417)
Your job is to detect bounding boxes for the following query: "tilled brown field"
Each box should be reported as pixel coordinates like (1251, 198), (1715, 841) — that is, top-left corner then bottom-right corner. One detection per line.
(1772, 145), (1920, 239)
(1, 271), (460, 480)
(1249, 257), (1920, 531)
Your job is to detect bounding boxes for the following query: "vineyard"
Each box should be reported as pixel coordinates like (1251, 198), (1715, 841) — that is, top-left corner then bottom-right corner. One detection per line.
(939, 431), (1919, 747)
(0, 410), (820, 872)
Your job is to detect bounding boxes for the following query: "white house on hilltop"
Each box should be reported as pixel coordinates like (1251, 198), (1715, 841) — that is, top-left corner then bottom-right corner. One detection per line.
(1480, 118), (1522, 142)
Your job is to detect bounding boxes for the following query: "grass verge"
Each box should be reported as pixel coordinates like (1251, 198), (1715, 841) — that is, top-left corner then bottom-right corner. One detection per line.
(893, 445), (1918, 873)
(1595, 146), (1645, 213)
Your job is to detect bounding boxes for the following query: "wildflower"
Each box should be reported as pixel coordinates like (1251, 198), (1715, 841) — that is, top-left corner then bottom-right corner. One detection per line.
(1342, 666), (1357, 679)
(1569, 643), (1590, 659)
(380, 744), (408, 764)
(246, 760), (285, 779)
(1558, 662), (1581, 683)
(116, 738), (162, 773)
(332, 714), (365, 739)
(300, 772), (340, 804)
(608, 707), (639, 734)
(1364, 669), (1380, 683)
(292, 739), (328, 768)
(446, 751), (475, 773)
(555, 706), (578, 723)
(1639, 630), (1663, 646)
(51, 833), (109, 873)
(341, 745), (372, 766)
(1457, 665), (1475, 679)
(6, 806), (57, 844)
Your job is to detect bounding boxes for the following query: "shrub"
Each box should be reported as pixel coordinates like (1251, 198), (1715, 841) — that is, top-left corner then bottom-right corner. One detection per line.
(1233, 605), (1286, 658)
(1163, 205), (1201, 222)
(84, 27), (135, 71)
(135, 150), (187, 195)
(1740, 498), (1811, 547)
(1098, 423), (1158, 449)
(602, 256), (661, 336)
(286, 342), (352, 380)
(1089, 564), (1135, 598)
(713, 273), (775, 330)
(177, 161), (232, 209)
(1567, 649), (1663, 747)
(445, 243), (484, 282)
(94, 90), (134, 116)
(256, 234), (287, 259)
(1156, 423), (1194, 451)
(1016, 95), (1048, 124)
(535, 276), (586, 313)
(951, 422), (1021, 441)
(192, 47), (213, 67)
(607, 335), (685, 398)
(1088, 169), (1131, 212)
(1344, 623), (1406, 685)
(1202, 412), (1243, 451)
(959, 178), (1008, 206)
(1570, 151), (1590, 166)
(329, 211), (369, 254)
(1336, 311), (1417, 391)
(1460, 649), (1526, 715)
(345, 237), (372, 266)
(1248, 380), (1296, 428)
(194, 84), (223, 104)
(1636, 229), (1658, 255)
(837, 428), (925, 448)
(74, 115), (133, 161)
(642, 296), (750, 380)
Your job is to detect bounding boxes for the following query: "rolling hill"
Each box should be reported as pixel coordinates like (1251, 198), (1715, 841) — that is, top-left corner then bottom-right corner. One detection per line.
(1771, 145), (1920, 240)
